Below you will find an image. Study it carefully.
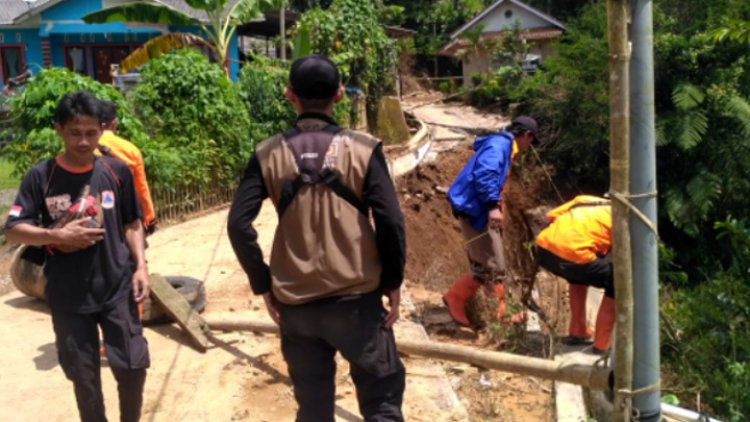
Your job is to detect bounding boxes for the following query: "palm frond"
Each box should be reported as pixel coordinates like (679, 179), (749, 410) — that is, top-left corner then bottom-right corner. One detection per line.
(675, 110), (708, 151)
(672, 83), (705, 111)
(724, 95), (750, 139)
(82, 3), (196, 26)
(686, 171), (722, 219)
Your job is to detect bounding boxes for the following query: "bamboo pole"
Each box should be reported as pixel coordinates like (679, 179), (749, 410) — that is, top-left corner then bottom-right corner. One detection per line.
(205, 318), (612, 390)
(607, 0), (634, 421)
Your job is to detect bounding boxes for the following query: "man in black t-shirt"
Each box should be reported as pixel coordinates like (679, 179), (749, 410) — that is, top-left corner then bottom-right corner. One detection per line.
(5, 90), (150, 422)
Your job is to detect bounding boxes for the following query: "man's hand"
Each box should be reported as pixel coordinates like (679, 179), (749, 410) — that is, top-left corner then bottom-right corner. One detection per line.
(488, 208), (504, 232)
(132, 267), (149, 303)
(383, 288), (401, 328)
(263, 292), (280, 325)
(56, 217), (105, 249)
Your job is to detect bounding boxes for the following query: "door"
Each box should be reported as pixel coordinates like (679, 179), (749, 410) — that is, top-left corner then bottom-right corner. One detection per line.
(93, 46), (131, 84)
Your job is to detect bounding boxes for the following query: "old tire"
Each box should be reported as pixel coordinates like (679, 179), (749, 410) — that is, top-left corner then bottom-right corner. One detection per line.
(9, 246), (46, 300)
(141, 276), (206, 325)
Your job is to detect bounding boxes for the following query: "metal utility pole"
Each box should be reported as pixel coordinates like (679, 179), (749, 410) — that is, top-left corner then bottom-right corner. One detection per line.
(607, 0), (633, 421)
(630, 0), (661, 420)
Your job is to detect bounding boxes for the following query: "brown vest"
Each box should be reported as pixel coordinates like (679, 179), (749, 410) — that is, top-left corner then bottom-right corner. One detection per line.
(255, 117), (382, 305)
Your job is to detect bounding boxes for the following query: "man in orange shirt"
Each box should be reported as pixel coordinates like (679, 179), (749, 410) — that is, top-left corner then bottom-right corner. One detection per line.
(534, 195), (614, 354)
(97, 101), (157, 234)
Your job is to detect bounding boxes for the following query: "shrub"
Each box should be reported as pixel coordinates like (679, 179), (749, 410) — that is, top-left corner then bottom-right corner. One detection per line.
(237, 60), (297, 144)
(662, 273), (750, 421)
(236, 58), (351, 145)
(3, 68), (148, 177)
(130, 49), (251, 189)
(468, 65), (524, 108)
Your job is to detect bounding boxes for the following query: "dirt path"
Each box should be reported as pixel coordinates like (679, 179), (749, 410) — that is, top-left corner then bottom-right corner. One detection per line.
(0, 203), (467, 421)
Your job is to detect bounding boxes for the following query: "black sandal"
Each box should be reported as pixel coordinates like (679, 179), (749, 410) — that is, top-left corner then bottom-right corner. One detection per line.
(560, 335), (593, 346)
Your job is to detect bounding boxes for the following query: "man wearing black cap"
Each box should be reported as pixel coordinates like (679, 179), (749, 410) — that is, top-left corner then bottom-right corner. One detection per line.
(228, 54), (406, 421)
(443, 116), (538, 327)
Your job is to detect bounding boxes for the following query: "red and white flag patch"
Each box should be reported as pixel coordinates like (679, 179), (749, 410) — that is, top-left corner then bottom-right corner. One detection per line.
(8, 205), (23, 217)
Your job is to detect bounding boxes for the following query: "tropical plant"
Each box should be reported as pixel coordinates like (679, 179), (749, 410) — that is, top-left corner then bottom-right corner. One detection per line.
(82, 0), (285, 76)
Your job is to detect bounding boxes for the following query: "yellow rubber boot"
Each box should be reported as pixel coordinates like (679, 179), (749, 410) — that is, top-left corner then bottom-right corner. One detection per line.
(443, 273), (481, 326)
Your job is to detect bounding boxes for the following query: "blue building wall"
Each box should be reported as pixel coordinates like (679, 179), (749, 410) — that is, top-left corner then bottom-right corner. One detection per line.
(0, 29), (43, 74)
(0, 0), (242, 82)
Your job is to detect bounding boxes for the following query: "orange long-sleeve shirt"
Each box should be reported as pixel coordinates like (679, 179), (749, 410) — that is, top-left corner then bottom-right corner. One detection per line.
(535, 195), (611, 264)
(96, 131), (156, 227)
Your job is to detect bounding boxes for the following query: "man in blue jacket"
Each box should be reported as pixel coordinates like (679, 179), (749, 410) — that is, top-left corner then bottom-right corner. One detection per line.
(443, 116), (538, 326)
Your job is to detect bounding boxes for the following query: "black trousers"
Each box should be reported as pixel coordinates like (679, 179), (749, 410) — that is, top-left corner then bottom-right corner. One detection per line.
(51, 297), (150, 422)
(279, 292), (406, 422)
(535, 246), (615, 298)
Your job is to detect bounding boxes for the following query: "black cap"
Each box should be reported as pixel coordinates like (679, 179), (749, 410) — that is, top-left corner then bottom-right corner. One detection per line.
(289, 54), (340, 100)
(511, 115), (539, 140)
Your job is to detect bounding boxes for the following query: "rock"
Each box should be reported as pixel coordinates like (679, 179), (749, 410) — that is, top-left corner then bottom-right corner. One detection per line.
(374, 96), (411, 145)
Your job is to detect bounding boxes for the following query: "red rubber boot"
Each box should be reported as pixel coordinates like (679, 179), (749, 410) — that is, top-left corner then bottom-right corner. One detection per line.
(495, 283), (527, 324)
(443, 273), (481, 326)
(593, 296), (616, 353)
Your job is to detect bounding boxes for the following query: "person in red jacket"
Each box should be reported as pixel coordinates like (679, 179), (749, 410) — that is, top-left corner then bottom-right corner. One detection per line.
(534, 195), (614, 354)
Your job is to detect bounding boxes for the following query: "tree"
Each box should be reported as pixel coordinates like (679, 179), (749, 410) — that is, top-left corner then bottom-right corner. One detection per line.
(297, 0), (396, 125)
(82, 0), (284, 76)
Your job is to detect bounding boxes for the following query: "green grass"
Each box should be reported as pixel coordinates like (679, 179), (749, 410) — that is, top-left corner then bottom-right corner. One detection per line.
(0, 158), (19, 190)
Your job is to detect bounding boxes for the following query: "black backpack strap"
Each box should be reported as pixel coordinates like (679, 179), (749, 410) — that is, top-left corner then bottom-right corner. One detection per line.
(282, 127), (302, 140)
(319, 168), (368, 216)
(276, 124), (365, 218)
(276, 175), (306, 218)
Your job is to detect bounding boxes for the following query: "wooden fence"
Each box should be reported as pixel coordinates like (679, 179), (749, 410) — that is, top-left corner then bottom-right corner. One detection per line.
(151, 182), (237, 227)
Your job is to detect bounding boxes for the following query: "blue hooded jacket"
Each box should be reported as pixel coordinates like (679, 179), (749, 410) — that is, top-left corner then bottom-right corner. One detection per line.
(448, 130), (514, 232)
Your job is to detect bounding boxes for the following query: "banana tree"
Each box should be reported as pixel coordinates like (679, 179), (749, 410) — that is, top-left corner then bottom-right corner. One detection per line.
(83, 0), (286, 77)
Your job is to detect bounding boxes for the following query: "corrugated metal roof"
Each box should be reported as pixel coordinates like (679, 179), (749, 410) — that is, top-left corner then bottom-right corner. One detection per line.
(0, 0), (34, 25)
(0, 0), (244, 26)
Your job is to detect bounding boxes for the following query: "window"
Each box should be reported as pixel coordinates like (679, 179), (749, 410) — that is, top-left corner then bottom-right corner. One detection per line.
(65, 46), (88, 75)
(0, 46), (24, 84)
(505, 9), (513, 18)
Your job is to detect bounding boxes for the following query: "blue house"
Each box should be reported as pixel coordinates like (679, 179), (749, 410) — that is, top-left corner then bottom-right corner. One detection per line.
(0, 0), (241, 84)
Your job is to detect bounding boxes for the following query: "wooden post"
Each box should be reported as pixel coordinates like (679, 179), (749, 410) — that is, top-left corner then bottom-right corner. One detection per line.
(607, 0), (633, 421)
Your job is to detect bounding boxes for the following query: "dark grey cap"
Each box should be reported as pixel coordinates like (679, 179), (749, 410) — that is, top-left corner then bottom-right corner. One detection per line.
(289, 54), (340, 100)
(511, 115), (539, 140)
